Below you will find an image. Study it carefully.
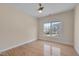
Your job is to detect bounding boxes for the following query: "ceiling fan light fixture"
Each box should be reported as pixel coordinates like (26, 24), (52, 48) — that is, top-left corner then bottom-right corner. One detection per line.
(38, 10), (42, 13)
(38, 3), (44, 13)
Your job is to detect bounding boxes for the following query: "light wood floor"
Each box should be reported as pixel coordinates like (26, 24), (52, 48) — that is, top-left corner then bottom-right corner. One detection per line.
(0, 40), (78, 56)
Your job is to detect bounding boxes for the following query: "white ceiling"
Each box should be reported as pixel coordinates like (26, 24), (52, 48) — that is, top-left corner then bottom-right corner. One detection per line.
(13, 3), (76, 18)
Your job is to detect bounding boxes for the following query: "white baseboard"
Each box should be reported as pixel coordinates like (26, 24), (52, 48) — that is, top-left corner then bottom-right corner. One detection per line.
(0, 39), (37, 53)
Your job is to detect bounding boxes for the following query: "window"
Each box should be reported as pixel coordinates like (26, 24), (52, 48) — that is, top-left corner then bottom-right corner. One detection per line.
(43, 21), (61, 36)
(44, 23), (51, 35)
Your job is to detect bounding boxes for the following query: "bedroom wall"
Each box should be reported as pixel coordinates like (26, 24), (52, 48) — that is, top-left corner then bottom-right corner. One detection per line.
(74, 4), (79, 54)
(0, 4), (37, 51)
(37, 10), (74, 45)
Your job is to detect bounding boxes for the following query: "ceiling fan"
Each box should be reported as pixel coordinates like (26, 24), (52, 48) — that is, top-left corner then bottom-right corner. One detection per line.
(38, 3), (44, 13)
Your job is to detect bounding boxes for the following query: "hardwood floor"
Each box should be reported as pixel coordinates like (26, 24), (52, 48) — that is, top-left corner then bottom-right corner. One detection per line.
(0, 40), (78, 56)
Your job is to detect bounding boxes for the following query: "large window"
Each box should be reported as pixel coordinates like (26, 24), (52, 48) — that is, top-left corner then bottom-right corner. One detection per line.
(43, 21), (61, 36)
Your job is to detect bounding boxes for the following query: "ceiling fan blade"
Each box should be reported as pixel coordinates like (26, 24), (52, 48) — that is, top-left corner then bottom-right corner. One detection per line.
(38, 7), (44, 10)
(41, 7), (44, 10)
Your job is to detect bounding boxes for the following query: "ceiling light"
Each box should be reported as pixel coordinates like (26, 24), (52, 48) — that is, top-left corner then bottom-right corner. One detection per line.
(38, 3), (44, 13)
(38, 10), (42, 13)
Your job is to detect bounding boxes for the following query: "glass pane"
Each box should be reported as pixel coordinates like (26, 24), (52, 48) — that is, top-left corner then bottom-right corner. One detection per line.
(44, 23), (51, 35)
(51, 22), (61, 35)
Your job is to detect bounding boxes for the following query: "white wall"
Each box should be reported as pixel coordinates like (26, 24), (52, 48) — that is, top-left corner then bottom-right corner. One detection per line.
(74, 4), (79, 54)
(0, 4), (37, 52)
(37, 10), (74, 45)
